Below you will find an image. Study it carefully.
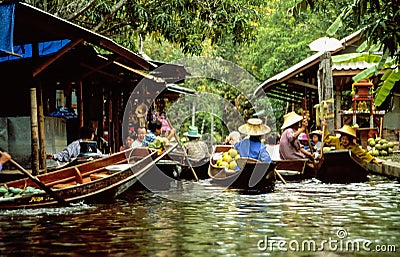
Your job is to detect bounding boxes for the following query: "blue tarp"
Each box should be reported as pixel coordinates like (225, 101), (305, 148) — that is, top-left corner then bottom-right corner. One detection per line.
(0, 39), (71, 62)
(0, 2), (71, 62)
(0, 3), (15, 56)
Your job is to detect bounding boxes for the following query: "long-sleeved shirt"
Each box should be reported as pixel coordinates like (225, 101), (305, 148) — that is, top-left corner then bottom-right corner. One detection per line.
(53, 139), (103, 162)
(323, 126), (375, 163)
(279, 128), (306, 160)
(142, 131), (156, 146)
(184, 140), (210, 162)
(234, 139), (272, 162)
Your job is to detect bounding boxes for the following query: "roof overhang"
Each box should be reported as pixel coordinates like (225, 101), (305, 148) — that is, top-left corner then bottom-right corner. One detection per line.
(254, 30), (363, 100)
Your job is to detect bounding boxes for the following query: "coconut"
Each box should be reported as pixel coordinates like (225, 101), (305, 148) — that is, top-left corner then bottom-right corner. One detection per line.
(372, 149), (380, 156)
(380, 150), (388, 156)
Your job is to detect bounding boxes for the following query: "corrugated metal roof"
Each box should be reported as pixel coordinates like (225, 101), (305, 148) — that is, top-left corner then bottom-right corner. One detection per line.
(332, 61), (375, 71)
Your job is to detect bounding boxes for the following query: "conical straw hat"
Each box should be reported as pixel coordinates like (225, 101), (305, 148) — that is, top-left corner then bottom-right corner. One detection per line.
(238, 118), (271, 136)
(135, 104), (148, 118)
(281, 111), (303, 130)
(335, 125), (357, 138)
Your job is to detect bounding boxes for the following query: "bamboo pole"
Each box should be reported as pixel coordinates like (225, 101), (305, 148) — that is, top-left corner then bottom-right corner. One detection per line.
(38, 82), (46, 171)
(30, 88), (40, 175)
(78, 81), (84, 128)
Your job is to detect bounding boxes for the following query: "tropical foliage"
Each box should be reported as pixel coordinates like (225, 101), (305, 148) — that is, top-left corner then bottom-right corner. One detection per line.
(20, 0), (265, 55)
(293, 0), (400, 106)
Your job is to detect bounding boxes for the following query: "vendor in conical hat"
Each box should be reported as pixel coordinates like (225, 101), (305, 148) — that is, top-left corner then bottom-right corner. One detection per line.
(234, 118), (272, 162)
(279, 111), (310, 160)
(322, 120), (382, 165)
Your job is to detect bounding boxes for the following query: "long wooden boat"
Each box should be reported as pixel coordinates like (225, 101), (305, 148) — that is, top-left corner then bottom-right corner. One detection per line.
(316, 149), (369, 183)
(157, 151), (210, 180)
(208, 145), (276, 192)
(0, 144), (177, 209)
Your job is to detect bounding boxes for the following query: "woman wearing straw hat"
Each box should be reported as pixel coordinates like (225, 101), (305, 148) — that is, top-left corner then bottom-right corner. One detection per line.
(321, 120), (382, 165)
(279, 111), (309, 160)
(234, 118), (272, 162)
(183, 126), (210, 163)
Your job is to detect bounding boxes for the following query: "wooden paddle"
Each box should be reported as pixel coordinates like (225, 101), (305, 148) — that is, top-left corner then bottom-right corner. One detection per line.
(165, 118), (199, 181)
(0, 151), (69, 206)
(274, 169), (287, 185)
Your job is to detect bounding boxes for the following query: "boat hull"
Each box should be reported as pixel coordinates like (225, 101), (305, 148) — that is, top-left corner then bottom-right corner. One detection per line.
(316, 150), (369, 183)
(0, 145), (177, 209)
(208, 145), (276, 192)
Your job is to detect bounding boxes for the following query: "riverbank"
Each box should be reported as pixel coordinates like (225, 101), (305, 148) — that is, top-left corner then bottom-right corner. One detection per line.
(367, 155), (400, 179)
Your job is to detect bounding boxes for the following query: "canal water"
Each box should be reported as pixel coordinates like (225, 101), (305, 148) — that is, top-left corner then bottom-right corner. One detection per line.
(0, 175), (398, 256)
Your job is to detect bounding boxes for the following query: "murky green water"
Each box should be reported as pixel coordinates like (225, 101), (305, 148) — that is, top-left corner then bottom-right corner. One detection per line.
(0, 175), (398, 256)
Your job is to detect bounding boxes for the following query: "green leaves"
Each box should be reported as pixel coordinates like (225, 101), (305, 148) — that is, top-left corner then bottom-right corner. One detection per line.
(375, 68), (400, 107)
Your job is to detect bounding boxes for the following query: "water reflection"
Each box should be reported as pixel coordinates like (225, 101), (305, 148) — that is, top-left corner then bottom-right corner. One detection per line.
(0, 175), (398, 256)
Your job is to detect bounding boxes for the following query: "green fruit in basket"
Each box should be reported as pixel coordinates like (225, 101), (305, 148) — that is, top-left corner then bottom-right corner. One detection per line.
(229, 160), (237, 170)
(219, 161), (229, 168)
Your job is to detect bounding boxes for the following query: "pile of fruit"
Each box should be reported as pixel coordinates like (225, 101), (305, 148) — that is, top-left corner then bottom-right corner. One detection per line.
(367, 137), (396, 157)
(212, 148), (241, 172)
(148, 137), (169, 154)
(0, 185), (45, 198)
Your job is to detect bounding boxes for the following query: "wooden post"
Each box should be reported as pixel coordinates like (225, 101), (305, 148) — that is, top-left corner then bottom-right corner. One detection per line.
(30, 88), (40, 175)
(38, 82), (46, 171)
(335, 91), (342, 129)
(192, 102), (196, 126)
(77, 80), (84, 128)
(210, 105), (214, 146)
(318, 52), (334, 132)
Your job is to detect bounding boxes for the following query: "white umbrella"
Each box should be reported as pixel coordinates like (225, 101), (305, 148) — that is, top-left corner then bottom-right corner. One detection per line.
(309, 36), (343, 52)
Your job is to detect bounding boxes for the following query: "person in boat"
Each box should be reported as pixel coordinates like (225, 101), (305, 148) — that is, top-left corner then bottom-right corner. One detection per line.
(131, 126), (147, 148)
(298, 132), (314, 159)
(265, 132), (280, 161)
(183, 125), (210, 163)
(279, 111), (309, 160)
(160, 112), (171, 137)
(234, 118), (272, 162)
(321, 120), (382, 166)
(223, 131), (241, 145)
(119, 134), (135, 151)
(0, 151), (11, 171)
(310, 130), (323, 160)
(46, 126), (103, 162)
(142, 119), (175, 146)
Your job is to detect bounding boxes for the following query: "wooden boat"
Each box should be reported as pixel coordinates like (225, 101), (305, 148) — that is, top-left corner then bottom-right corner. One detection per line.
(156, 151), (210, 180)
(316, 149), (369, 183)
(275, 158), (315, 181)
(208, 145), (276, 192)
(0, 144), (177, 209)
